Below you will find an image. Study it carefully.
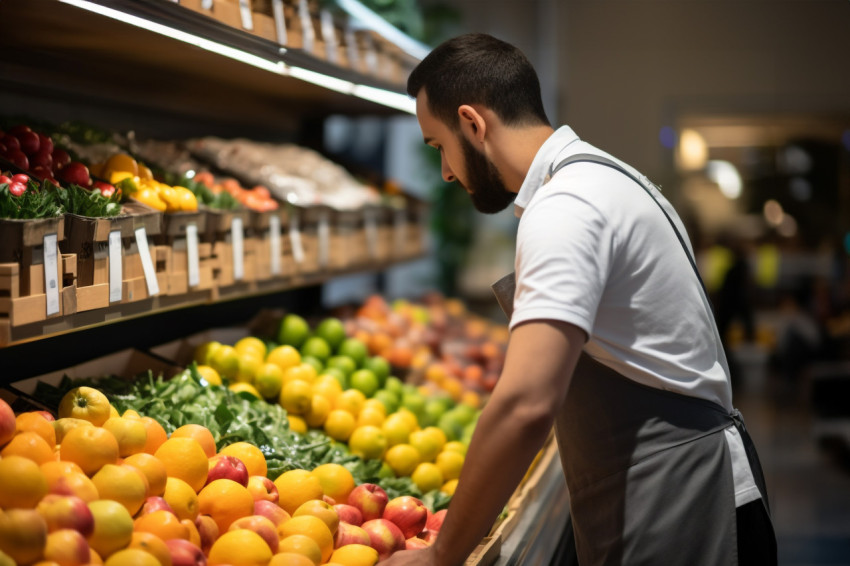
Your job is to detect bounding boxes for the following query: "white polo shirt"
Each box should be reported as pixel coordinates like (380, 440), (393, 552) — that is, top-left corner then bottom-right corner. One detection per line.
(511, 126), (761, 507)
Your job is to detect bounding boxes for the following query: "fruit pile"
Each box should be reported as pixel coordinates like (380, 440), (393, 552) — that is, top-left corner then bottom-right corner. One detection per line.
(0, 170), (122, 220)
(0, 387), (448, 565)
(190, 172), (279, 212)
(99, 153), (199, 213)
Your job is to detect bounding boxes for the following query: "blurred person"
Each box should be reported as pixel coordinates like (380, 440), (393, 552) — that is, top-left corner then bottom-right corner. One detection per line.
(714, 235), (757, 389)
(385, 33), (776, 566)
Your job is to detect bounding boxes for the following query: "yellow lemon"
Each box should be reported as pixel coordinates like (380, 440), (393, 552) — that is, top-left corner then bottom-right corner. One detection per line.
(323, 410), (356, 442)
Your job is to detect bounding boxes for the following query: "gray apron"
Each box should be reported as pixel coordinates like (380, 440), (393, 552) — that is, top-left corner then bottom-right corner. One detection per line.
(490, 154), (773, 565)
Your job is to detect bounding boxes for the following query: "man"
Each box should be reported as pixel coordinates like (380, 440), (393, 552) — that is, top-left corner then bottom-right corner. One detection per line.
(384, 33), (776, 565)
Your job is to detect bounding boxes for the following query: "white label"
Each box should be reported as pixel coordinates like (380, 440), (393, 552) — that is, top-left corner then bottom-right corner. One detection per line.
(272, 0), (287, 44)
(394, 209), (407, 255)
(201, 0), (213, 10)
(43, 233), (60, 316)
(345, 26), (359, 70)
(238, 0), (253, 30)
(320, 10), (337, 63)
(318, 210), (330, 268)
(186, 223), (200, 288)
(269, 214), (282, 275)
(298, 0), (314, 52)
(135, 227), (160, 297)
(365, 209), (378, 259)
(232, 217), (245, 281)
(108, 230), (123, 303)
(289, 211), (305, 264)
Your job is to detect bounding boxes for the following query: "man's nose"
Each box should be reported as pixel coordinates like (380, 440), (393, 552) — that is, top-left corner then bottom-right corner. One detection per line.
(441, 158), (455, 183)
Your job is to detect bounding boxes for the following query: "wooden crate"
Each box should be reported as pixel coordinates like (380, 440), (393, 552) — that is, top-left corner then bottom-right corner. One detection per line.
(154, 210), (214, 295)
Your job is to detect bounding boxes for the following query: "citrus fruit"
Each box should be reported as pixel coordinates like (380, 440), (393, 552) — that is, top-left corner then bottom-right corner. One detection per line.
(103, 548), (161, 566)
(139, 417), (168, 454)
(312, 375), (343, 402)
(123, 452), (168, 497)
(44, 470), (99, 503)
(133, 509), (190, 541)
(356, 405), (385, 428)
(170, 424), (217, 458)
(301, 355), (324, 375)
(208, 529), (273, 566)
(384, 376), (404, 395)
(274, 469), (324, 515)
(326, 355), (356, 377)
(229, 382), (262, 398)
(305, 394), (332, 428)
(436, 450), (465, 481)
(40, 459), (84, 485)
(315, 317), (346, 351)
(196, 364), (223, 386)
(443, 440), (468, 456)
(323, 410), (356, 442)
(235, 336), (268, 359)
(310, 463), (355, 506)
(275, 536), (322, 565)
(381, 413), (414, 448)
(288, 415), (308, 433)
(372, 390), (400, 414)
(322, 367), (349, 389)
(0, 455), (47, 508)
(210, 345), (240, 380)
(254, 363), (285, 400)
(278, 313), (310, 349)
(102, 416), (147, 457)
(348, 426), (387, 460)
(411, 462), (443, 493)
(91, 463), (148, 515)
(198, 479), (255, 532)
(409, 427), (447, 463)
(441, 478), (459, 495)
(154, 437), (209, 493)
(363, 357), (391, 387)
(337, 338), (368, 368)
(281, 380), (313, 415)
(43, 527), (91, 565)
(60, 425), (120, 475)
(0, 398), (16, 447)
(329, 543), (380, 566)
(15, 412), (56, 447)
(58, 386), (112, 426)
(236, 353), (264, 383)
(301, 336), (331, 363)
(335, 389), (366, 416)
(1, 430), (54, 464)
(349, 369), (379, 398)
(219, 441), (268, 478)
(0, 509), (47, 565)
(163, 476), (201, 521)
(293, 499), (340, 535)
(384, 444), (421, 477)
(266, 344), (301, 371)
(88, 499), (134, 558)
(362, 399), (387, 416)
(194, 341), (222, 365)
(52, 417), (93, 444)
(277, 515), (334, 563)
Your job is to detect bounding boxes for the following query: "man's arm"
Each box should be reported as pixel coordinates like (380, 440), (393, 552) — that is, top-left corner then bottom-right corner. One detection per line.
(382, 318), (586, 565)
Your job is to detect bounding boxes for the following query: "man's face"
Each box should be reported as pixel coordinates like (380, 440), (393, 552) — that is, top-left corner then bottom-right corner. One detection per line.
(416, 91), (516, 214)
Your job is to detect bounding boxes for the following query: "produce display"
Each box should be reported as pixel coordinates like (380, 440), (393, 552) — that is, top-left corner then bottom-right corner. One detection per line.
(0, 170), (122, 219)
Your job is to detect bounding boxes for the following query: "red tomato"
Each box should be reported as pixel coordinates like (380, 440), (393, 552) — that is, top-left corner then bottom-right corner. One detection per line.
(92, 181), (116, 197)
(8, 182), (26, 196)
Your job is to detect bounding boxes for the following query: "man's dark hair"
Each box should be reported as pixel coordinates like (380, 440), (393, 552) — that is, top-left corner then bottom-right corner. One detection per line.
(407, 33), (550, 130)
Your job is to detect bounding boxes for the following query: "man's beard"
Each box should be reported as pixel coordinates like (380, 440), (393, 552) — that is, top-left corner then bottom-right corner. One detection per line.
(459, 136), (516, 214)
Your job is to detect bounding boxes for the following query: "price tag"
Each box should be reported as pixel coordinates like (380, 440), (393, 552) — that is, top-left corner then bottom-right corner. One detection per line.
(289, 211), (305, 264)
(43, 233), (60, 316)
(272, 0), (287, 44)
(269, 214), (282, 275)
(238, 0), (253, 30)
(186, 223), (200, 288)
(344, 26), (359, 71)
(135, 227), (160, 297)
(394, 209), (407, 256)
(318, 209), (330, 268)
(201, 0), (213, 10)
(108, 230), (123, 303)
(320, 10), (338, 63)
(231, 217), (245, 281)
(298, 0), (314, 53)
(364, 208), (378, 259)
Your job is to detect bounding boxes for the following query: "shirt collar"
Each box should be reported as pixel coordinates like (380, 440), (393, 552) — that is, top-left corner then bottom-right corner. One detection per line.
(514, 125), (581, 217)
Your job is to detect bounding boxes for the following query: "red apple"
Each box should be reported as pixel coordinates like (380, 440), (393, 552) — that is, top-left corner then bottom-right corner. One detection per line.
(426, 508), (446, 533)
(165, 538), (207, 566)
(30, 148), (53, 170)
(30, 165), (53, 181)
(334, 521), (371, 549)
(421, 529), (439, 544)
(246, 475), (279, 503)
(0, 398), (15, 446)
(140, 496), (175, 516)
(43, 528), (90, 564)
(347, 483), (388, 522)
(195, 514), (219, 554)
(8, 150), (29, 171)
(52, 147), (71, 171)
(7, 124), (32, 138)
(35, 494), (94, 536)
(206, 454), (249, 487)
(360, 518), (405, 560)
(405, 536), (431, 549)
(383, 496), (428, 539)
(228, 515), (279, 553)
(334, 503), (363, 526)
(1, 135), (21, 153)
(57, 161), (90, 187)
(18, 130), (40, 156)
(0, 509), (48, 565)
(253, 499), (291, 526)
(38, 134), (53, 156)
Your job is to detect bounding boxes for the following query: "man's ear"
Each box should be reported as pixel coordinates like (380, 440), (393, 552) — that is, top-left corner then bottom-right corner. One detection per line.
(457, 104), (486, 144)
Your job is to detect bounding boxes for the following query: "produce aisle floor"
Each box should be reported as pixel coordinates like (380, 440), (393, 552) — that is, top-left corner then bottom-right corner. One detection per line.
(734, 366), (850, 566)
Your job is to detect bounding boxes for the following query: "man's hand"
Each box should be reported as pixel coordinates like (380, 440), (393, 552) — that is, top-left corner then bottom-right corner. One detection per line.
(381, 546), (437, 565)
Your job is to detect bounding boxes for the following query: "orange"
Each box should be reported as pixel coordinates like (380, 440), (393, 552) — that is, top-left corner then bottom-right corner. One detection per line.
(323, 410), (356, 442)
(57, 387), (112, 427)
(102, 416), (147, 457)
(277, 515), (334, 564)
(274, 469), (324, 515)
(266, 344), (301, 371)
(43, 528), (91, 565)
(103, 548), (161, 566)
(269, 550), (318, 566)
(15, 412), (56, 447)
(218, 442), (267, 478)
(126, 532), (171, 566)
(91, 463), (148, 515)
(198, 479), (255, 532)
(293, 499), (339, 535)
(122, 452), (168, 497)
(182, 518), (202, 547)
(280, 380), (313, 416)
(139, 417), (168, 455)
(348, 426), (387, 461)
(133, 510), (190, 541)
(1, 430), (55, 465)
(170, 424), (217, 459)
(40, 459), (84, 483)
(88, 499), (134, 558)
(384, 443), (421, 477)
(334, 389), (366, 416)
(329, 544), (380, 566)
(0, 509), (48, 565)
(207, 529), (273, 566)
(276, 535), (322, 565)
(154, 437), (209, 493)
(288, 415), (308, 433)
(52, 417), (94, 444)
(45, 470), (99, 503)
(310, 463), (354, 506)
(0, 455), (48, 508)
(162, 477), (200, 521)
